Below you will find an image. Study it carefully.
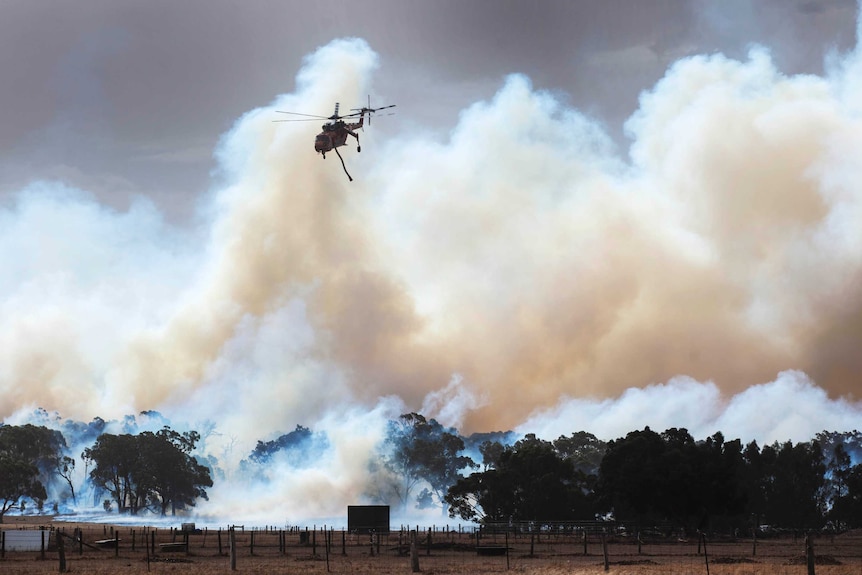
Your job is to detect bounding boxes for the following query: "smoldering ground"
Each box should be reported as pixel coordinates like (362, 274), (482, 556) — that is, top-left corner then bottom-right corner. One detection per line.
(3, 29), (862, 520)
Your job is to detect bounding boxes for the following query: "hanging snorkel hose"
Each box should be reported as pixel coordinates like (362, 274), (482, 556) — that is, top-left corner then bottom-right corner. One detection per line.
(333, 146), (353, 182)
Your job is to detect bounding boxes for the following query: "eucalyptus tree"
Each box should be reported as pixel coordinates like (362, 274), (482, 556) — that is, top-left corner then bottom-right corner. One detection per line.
(383, 413), (476, 511)
(83, 427), (212, 515)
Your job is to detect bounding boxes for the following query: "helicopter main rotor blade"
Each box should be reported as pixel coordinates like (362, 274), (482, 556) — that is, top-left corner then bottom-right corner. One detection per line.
(275, 110), (331, 119)
(272, 118), (324, 122)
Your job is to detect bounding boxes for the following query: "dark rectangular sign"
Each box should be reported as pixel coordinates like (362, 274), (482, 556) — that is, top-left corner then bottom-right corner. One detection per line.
(347, 505), (390, 533)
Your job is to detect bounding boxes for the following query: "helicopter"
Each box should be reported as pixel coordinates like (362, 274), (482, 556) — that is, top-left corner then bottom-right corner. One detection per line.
(274, 98), (396, 181)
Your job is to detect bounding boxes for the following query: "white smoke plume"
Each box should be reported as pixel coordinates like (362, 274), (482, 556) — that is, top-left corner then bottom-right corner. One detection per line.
(3, 28), (862, 521)
(520, 370), (862, 445)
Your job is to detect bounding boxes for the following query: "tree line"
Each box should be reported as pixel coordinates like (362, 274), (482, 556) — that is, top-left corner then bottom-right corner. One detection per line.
(2, 410), (862, 532)
(445, 426), (862, 534)
(0, 422), (211, 522)
(238, 414), (862, 533)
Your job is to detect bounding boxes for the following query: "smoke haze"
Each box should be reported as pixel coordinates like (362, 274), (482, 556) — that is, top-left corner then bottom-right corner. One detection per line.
(3, 22), (862, 519)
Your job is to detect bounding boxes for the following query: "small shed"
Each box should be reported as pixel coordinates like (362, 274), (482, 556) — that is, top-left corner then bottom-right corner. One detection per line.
(2, 530), (52, 551)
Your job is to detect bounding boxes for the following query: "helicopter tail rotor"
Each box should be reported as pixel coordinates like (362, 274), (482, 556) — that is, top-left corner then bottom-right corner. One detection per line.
(350, 96), (396, 128)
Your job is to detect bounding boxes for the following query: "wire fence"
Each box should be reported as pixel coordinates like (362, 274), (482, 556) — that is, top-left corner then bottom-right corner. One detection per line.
(2, 522), (862, 574)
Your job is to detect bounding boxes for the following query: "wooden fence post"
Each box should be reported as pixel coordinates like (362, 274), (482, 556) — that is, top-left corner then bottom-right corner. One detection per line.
(702, 533), (710, 575)
(505, 530), (510, 571)
(57, 530), (67, 573)
(410, 530), (420, 573)
(806, 534), (816, 575)
(229, 527), (237, 571)
(601, 533), (609, 572)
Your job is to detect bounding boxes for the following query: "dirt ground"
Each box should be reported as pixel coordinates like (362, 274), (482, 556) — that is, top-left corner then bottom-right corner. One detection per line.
(2, 516), (859, 575)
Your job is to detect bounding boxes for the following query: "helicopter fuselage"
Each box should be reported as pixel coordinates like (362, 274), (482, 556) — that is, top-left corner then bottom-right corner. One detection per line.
(315, 117), (363, 156)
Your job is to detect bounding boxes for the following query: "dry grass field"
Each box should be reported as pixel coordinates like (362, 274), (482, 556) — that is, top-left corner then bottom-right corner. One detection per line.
(2, 516), (861, 575)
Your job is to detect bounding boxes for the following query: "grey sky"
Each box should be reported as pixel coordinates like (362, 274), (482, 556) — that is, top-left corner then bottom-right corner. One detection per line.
(1, 0), (856, 220)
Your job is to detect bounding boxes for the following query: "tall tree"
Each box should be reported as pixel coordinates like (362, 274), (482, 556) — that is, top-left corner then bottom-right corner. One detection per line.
(479, 440), (505, 470)
(0, 424), (71, 508)
(553, 432), (607, 476)
(446, 434), (596, 523)
(82, 428), (212, 515)
(741, 440), (771, 527)
(0, 456), (47, 523)
(82, 434), (140, 513)
(597, 427), (747, 532)
(383, 413), (476, 511)
(137, 429), (213, 515)
(826, 443), (852, 527)
(764, 441), (825, 529)
(596, 427), (668, 522)
(832, 463), (862, 528)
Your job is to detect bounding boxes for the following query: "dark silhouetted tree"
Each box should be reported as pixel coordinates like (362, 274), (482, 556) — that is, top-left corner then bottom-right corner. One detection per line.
(553, 432), (607, 476)
(597, 427), (747, 532)
(245, 425), (329, 470)
(596, 427), (667, 522)
(479, 440), (505, 470)
(83, 433), (140, 513)
(446, 434), (596, 523)
(0, 424), (73, 506)
(83, 427), (212, 515)
(824, 442), (851, 527)
(137, 429), (213, 515)
(0, 456), (47, 523)
(764, 441), (825, 529)
(832, 463), (862, 528)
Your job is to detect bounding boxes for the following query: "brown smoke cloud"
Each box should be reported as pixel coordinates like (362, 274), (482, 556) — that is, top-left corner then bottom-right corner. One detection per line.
(3, 37), (862, 453)
(361, 47), (862, 431)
